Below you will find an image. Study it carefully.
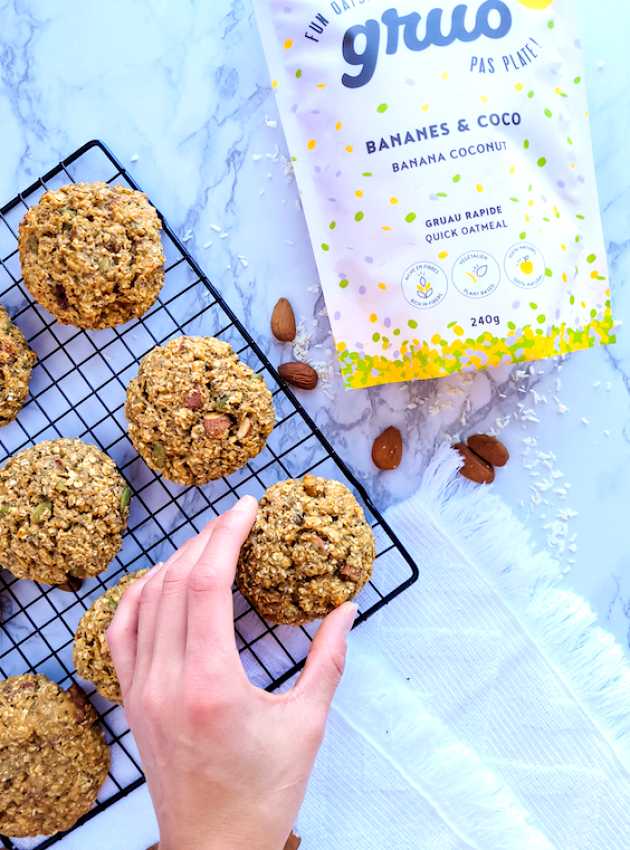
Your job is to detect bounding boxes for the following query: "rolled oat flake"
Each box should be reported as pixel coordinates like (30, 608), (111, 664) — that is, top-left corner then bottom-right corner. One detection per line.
(256, 0), (613, 388)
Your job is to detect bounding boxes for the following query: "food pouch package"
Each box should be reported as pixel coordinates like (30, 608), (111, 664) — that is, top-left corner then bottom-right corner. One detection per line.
(255, 0), (614, 389)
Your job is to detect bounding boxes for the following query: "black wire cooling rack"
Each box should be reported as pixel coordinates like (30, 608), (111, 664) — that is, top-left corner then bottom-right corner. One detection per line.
(0, 139), (419, 849)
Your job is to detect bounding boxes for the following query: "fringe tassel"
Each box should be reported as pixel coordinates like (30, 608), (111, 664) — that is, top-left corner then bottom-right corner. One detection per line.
(388, 443), (630, 765)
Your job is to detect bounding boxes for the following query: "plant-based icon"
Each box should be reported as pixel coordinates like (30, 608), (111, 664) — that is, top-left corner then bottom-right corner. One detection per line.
(464, 263), (488, 284)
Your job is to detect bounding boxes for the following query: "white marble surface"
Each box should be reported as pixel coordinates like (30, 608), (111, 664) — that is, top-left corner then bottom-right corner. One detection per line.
(0, 0), (628, 645)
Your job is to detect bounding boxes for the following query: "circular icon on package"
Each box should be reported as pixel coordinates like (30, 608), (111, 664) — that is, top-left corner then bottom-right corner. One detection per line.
(505, 243), (546, 289)
(452, 250), (501, 299)
(401, 261), (448, 310)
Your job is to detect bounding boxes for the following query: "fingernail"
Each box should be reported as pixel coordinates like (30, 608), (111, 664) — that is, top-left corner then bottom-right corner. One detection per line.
(341, 602), (358, 636)
(232, 494), (258, 513)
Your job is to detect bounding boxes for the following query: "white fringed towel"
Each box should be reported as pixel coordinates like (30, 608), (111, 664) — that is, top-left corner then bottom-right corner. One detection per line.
(47, 445), (630, 850)
(301, 444), (630, 849)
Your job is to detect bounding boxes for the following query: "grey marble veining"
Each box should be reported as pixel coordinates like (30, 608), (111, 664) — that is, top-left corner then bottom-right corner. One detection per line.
(0, 0), (629, 655)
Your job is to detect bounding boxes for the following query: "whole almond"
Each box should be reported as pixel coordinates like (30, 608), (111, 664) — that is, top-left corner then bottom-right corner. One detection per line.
(284, 833), (301, 850)
(372, 426), (403, 470)
(454, 443), (495, 485)
(271, 298), (297, 342)
(467, 434), (509, 468)
(278, 361), (318, 390)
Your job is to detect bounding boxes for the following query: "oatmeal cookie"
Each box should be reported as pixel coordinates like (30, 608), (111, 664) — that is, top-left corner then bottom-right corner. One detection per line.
(125, 336), (275, 485)
(237, 475), (375, 625)
(74, 568), (149, 703)
(0, 439), (130, 585)
(18, 182), (164, 328)
(0, 306), (36, 424)
(0, 674), (110, 837)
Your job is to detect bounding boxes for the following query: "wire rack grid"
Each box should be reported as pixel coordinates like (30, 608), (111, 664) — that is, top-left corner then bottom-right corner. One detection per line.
(0, 139), (418, 850)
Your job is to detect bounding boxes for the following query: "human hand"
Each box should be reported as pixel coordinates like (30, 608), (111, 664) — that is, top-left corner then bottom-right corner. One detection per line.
(107, 495), (357, 850)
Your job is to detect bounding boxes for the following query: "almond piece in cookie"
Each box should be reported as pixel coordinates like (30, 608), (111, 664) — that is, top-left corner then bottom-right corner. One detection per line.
(126, 336), (275, 485)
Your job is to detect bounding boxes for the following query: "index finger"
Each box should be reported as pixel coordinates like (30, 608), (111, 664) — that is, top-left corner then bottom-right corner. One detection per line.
(184, 496), (258, 677)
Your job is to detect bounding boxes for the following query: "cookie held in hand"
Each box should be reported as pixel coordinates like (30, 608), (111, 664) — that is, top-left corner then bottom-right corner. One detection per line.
(237, 475), (374, 625)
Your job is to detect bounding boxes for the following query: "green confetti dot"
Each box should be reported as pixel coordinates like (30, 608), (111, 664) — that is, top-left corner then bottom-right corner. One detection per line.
(329, 221), (336, 230)
(377, 103), (389, 113)
(570, 295), (576, 305)
(508, 321), (516, 331)
(393, 328), (401, 336)
(590, 309), (598, 319)
(587, 253), (597, 263)
(528, 90), (535, 99)
(548, 19), (555, 29)
(574, 76), (582, 84)
(436, 192), (448, 198)
(295, 69), (302, 79)
(545, 268), (553, 277)
(519, 231), (527, 240)
(510, 196), (520, 203)
(321, 243), (330, 251)
(408, 319), (418, 329)
(372, 332), (381, 342)
(354, 211), (364, 222)
(405, 212), (417, 223)
(523, 139), (530, 150)
(567, 137), (574, 145)
(452, 174), (461, 183)
(362, 171), (373, 177)
(529, 302), (538, 310)
(537, 157), (547, 168)
(339, 278), (349, 289)
(537, 315), (546, 324)
(544, 108), (553, 118)
(576, 213), (585, 220)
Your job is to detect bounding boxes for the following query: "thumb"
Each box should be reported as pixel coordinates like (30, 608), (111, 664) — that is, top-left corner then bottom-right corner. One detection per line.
(294, 602), (357, 711)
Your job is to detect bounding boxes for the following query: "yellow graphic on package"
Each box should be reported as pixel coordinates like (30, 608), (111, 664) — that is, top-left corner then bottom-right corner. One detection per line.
(417, 276), (432, 298)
